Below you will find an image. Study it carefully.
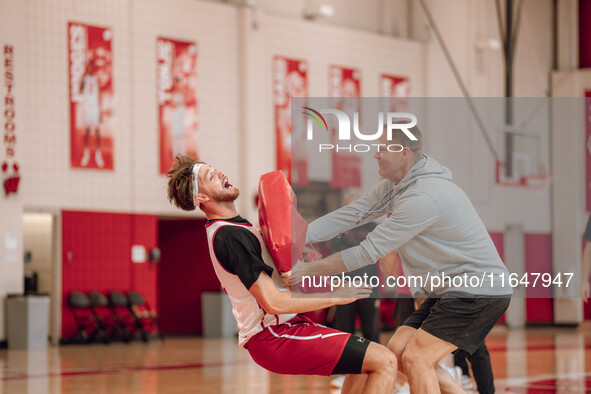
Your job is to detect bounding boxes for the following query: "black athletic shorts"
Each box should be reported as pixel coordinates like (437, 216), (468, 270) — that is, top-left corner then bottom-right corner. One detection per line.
(331, 334), (371, 375)
(402, 294), (510, 355)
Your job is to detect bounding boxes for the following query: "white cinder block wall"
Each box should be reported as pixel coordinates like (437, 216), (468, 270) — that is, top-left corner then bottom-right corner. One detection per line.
(0, 0), (26, 343)
(18, 0), (242, 217)
(422, 0), (553, 234)
(21, 0), (134, 213)
(130, 0), (242, 216)
(551, 71), (591, 321)
(238, 13), (427, 221)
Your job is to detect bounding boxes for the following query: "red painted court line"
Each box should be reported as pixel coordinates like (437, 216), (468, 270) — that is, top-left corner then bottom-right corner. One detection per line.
(506, 377), (591, 393)
(1, 360), (239, 381)
(487, 343), (591, 353)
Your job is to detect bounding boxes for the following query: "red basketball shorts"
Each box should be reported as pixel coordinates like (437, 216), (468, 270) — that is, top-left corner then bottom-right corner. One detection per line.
(245, 315), (352, 376)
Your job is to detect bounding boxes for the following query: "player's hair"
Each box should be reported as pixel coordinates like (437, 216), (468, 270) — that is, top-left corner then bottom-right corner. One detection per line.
(386, 121), (423, 159)
(166, 155), (204, 211)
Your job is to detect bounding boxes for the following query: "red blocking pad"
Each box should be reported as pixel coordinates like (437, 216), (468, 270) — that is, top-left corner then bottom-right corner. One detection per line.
(258, 170), (308, 272)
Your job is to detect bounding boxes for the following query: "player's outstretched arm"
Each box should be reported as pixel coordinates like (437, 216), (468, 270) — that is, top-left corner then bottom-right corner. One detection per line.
(249, 271), (370, 315)
(281, 252), (348, 287)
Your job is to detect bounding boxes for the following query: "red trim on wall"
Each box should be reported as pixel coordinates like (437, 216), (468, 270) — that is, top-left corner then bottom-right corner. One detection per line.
(489, 232), (504, 262)
(580, 0), (591, 68)
(524, 233), (553, 324)
(489, 232), (506, 324)
(582, 237), (591, 321)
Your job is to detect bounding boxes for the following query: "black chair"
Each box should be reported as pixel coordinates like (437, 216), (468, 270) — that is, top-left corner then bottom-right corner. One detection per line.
(69, 291), (107, 343)
(128, 291), (161, 342)
(109, 291), (141, 341)
(89, 291), (129, 343)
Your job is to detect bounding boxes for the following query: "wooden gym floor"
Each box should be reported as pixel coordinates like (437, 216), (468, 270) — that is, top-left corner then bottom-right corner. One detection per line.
(3, 323), (591, 393)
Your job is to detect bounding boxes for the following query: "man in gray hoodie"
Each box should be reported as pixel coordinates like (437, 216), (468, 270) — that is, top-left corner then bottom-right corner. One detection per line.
(288, 124), (512, 393)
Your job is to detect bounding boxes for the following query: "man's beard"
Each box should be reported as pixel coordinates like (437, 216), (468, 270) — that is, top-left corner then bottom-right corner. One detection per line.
(212, 187), (240, 203)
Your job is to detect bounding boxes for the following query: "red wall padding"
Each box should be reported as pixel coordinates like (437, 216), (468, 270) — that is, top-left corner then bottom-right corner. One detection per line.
(157, 219), (219, 334)
(489, 232), (554, 324)
(131, 215), (159, 310)
(524, 233), (553, 324)
(582, 238), (591, 320)
(489, 232), (504, 261)
(580, 0), (591, 68)
(62, 211), (158, 339)
(489, 232), (506, 324)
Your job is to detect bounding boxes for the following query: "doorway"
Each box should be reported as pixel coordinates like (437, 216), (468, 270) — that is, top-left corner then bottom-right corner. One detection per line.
(22, 213), (56, 341)
(157, 218), (218, 335)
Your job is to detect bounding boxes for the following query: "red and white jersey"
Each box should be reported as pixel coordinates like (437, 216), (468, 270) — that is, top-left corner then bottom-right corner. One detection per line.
(82, 74), (100, 110)
(205, 220), (296, 347)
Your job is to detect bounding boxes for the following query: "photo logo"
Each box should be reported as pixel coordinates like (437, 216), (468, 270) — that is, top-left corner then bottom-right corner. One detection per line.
(302, 107), (328, 131)
(303, 108), (418, 152)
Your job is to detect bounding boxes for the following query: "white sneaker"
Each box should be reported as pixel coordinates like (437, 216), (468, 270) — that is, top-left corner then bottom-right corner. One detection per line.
(459, 374), (476, 390)
(393, 382), (410, 393)
(453, 366), (463, 383)
(330, 375), (346, 388)
(439, 364), (463, 383)
(95, 149), (104, 168)
(80, 147), (90, 166)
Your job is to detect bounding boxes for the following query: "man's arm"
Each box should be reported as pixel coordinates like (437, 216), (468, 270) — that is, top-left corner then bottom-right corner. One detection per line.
(339, 192), (439, 272)
(288, 252), (348, 280)
(291, 192), (440, 282)
(249, 270), (370, 315)
(306, 179), (391, 244)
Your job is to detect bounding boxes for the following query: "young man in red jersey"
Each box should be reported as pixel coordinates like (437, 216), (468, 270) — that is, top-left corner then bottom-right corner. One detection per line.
(166, 155), (396, 393)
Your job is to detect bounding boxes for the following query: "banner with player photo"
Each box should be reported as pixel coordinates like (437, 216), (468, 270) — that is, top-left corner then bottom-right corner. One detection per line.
(68, 22), (114, 170)
(380, 74), (410, 112)
(328, 65), (361, 188)
(157, 37), (198, 174)
(273, 56), (309, 185)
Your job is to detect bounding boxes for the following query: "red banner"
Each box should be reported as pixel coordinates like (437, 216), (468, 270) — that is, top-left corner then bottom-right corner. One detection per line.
(586, 91), (591, 211)
(68, 22), (114, 170)
(328, 65), (361, 188)
(380, 74), (410, 111)
(157, 37), (198, 174)
(273, 56), (308, 185)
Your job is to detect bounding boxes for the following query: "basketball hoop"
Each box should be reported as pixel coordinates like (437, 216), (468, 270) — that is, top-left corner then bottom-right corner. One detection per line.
(495, 159), (550, 188)
(495, 126), (550, 188)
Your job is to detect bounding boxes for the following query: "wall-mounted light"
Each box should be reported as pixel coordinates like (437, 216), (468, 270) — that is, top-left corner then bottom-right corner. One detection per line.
(303, 4), (335, 20)
(149, 247), (161, 263)
(475, 38), (502, 51)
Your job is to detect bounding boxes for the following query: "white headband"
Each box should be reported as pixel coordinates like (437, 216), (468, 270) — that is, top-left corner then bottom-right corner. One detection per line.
(192, 163), (203, 199)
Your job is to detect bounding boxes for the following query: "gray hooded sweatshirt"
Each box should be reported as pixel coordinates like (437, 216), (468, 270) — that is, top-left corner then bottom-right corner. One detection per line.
(306, 155), (512, 296)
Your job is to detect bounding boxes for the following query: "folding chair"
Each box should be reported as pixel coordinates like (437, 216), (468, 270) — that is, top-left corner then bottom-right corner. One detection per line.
(89, 291), (129, 343)
(108, 290), (140, 341)
(128, 291), (161, 342)
(69, 291), (107, 343)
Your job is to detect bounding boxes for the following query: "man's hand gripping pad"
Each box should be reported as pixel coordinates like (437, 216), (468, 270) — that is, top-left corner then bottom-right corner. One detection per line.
(258, 171), (308, 273)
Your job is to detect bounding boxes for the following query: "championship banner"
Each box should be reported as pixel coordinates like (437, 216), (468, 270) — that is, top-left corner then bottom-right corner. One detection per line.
(328, 65), (361, 188)
(157, 37), (198, 174)
(380, 74), (410, 112)
(68, 22), (114, 170)
(586, 91), (591, 211)
(273, 56), (308, 185)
